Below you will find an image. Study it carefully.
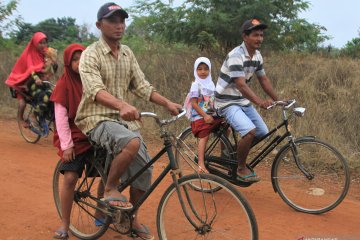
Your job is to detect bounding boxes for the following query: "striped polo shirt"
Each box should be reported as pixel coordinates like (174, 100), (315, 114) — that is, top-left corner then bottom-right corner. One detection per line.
(214, 42), (266, 109)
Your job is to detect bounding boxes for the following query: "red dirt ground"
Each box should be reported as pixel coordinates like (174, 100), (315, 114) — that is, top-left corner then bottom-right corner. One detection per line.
(0, 119), (359, 240)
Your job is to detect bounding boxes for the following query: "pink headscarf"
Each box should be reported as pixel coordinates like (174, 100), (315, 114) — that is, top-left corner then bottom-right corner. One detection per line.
(5, 32), (47, 88)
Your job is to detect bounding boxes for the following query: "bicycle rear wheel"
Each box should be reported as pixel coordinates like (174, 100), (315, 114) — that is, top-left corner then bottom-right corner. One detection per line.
(53, 160), (110, 239)
(176, 127), (234, 191)
(157, 173), (258, 240)
(273, 138), (350, 214)
(18, 104), (41, 143)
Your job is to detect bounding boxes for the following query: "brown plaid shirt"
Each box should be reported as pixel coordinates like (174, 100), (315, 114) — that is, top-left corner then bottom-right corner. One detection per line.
(75, 37), (155, 133)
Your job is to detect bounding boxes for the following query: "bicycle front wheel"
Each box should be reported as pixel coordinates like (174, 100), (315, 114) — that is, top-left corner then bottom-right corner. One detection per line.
(18, 104), (41, 143)
(176, 127), (234, 192)
(273, 138), (350, 214)
(53, 160), (110, 239)
(157, 173), (258, 240)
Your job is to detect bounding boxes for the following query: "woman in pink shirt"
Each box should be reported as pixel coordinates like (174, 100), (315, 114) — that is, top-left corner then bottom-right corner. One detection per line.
(50, 43), (93, 239)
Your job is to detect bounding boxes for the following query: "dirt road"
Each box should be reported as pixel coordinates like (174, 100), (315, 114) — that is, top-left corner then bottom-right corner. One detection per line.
(0, 119), (359, 240)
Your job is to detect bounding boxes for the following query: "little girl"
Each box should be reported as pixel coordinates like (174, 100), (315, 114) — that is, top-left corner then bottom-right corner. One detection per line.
(50, 44), (93, 239)
(186, 57), (223, 173)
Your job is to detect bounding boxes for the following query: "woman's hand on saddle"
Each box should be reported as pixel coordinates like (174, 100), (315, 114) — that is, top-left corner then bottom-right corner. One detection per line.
(62, 147), (75, 162)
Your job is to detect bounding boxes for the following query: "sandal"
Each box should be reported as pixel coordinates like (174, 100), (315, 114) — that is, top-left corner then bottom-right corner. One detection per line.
(53, 229), (69, 239)
(236, 166), (260, 183)
(101, 195), (133, 210)
(95, 218), (105, 227)
(130, 224), (155, 240)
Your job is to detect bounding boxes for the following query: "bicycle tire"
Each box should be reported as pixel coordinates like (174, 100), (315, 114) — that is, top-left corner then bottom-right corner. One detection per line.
(53, 160), (110, 239)
(157, 173), (258, 240)
(18, 104), (41, 143)
(176, 127), (234, 192)
(272, 138), (350, 214)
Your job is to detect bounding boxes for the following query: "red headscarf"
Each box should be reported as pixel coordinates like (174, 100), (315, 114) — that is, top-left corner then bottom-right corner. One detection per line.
(5, 32), (47, 88)
(51, 43), (91, 157)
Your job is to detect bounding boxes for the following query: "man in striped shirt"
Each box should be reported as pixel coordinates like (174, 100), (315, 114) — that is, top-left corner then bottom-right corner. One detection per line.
(215, 19), (280, 183)
(75, 3), (181, 239)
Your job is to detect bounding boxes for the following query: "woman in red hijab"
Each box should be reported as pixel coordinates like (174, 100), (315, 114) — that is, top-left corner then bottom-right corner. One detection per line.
(5, 32), (49, 127)
(50, 43), (93, 239)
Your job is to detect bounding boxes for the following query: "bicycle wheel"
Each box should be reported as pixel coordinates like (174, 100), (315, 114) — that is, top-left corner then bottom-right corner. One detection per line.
(273, 138), (350, 214)
(18, 104), (41, 143)
(176, 127), (234, 191)
(53, 160), (110, 239)
(157, 173), (258, 240)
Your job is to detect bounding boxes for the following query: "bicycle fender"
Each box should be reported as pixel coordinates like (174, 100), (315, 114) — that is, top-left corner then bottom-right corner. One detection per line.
(177, 126), (192, 139)
(295, 135), (316, 141)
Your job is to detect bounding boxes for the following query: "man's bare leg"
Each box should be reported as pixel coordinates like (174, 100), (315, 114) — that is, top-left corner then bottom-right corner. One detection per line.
(237, 129), (256, 176)
(18, 98), (29, 128)
(105, 138), (140, 207)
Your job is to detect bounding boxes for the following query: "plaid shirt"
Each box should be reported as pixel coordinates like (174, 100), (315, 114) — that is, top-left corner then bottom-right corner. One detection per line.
(75, 37), (155, 133)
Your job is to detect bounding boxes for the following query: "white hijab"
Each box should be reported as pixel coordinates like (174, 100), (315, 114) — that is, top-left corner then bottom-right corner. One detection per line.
(190, 57), (215, 95)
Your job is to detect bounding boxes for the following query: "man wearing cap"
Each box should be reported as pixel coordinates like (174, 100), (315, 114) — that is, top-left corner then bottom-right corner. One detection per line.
(75, 2), (181, 239)
(215, 18), (280, 183)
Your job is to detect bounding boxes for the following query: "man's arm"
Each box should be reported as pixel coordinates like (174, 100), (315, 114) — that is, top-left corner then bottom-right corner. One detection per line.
(95, 90), (140, 121)
(150, 91), (182, 116)
(257, 75), (279, 101)
(234, 77), (273, 109)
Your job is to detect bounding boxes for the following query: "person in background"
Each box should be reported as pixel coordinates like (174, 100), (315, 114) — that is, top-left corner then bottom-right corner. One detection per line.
(5, 32), (53, 128)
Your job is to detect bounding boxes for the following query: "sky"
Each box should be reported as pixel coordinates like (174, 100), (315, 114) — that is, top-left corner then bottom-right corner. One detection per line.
(9, 0), (360, 48)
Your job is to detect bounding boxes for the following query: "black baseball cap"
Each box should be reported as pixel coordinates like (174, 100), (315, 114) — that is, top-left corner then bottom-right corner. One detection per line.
(97, 2), (129, 21)
(241, 19), (267, 33)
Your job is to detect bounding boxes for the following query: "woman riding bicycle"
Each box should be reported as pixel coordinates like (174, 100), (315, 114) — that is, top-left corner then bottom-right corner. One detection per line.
(5, 32), (57, 128)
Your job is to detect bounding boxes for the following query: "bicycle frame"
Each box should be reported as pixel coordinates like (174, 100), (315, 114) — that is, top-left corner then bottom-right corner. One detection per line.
(205, 101), (309, 185)
(73, 111), (209, 232)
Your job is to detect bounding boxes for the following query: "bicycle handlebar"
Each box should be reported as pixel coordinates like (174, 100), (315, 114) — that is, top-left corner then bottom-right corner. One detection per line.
(266, 99), (296, 110)
(42, 81), (56, 87)
(140, 109), (186, 127)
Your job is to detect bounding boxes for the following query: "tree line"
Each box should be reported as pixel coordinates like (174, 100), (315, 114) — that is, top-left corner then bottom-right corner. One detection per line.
(0, 0), (359, 57)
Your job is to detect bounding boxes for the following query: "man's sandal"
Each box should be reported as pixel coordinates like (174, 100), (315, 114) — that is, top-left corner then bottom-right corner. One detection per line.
(236, 166), (260, 183)
(101, 196), (133, 210)
(129, 224), (155, 240)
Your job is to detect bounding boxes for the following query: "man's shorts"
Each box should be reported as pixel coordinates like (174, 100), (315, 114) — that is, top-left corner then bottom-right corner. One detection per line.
(219, 104), (269, 138)
(89, 121), (153, 192)
(58, 148), (94, 178)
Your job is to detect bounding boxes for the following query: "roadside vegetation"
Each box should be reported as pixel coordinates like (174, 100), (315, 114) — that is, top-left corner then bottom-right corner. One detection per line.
(0, 0), (359, 176)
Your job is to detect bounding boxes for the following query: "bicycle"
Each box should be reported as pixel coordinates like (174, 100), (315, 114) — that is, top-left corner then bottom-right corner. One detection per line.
(177, 99), (350, 214)
(17, 80), (55, 143)
(53, 110), (258, 240)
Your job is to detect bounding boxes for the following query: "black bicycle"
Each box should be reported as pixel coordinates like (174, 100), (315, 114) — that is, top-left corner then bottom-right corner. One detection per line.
(177, 100), (350, 214)
(53, 110), (258, 240)
(17, 81), (55, 143)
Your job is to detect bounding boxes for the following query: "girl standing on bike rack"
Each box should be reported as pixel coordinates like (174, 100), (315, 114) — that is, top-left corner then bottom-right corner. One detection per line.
(50, 44), (94, 239)
(5, 32), (56, 128)
(184, 57), (223, 173)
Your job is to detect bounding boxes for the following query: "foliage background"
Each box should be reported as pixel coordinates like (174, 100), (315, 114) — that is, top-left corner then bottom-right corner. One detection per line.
(0, 0), (359, 176)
